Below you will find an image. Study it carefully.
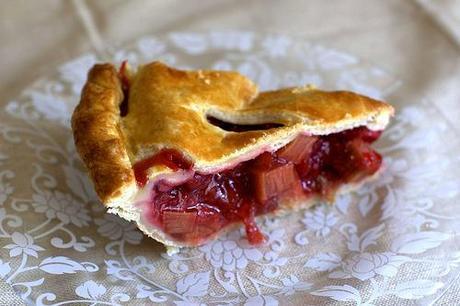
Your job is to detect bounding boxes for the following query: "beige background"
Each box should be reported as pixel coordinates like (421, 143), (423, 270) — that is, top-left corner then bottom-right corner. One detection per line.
(1, 0), (459, 304)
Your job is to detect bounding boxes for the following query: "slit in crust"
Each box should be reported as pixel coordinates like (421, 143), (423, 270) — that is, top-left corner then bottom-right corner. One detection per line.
(206, 115), (284, 132)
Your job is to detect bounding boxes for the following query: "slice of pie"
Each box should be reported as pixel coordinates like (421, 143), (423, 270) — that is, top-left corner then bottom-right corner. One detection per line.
(71, 61), (394, 249)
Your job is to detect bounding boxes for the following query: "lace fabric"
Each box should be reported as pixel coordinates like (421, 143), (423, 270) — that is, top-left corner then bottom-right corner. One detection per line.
(0, 31), (459, 305)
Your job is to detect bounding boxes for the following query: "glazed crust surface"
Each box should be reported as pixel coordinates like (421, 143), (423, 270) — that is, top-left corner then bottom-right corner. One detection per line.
(123, 62), (393, 169)
(72, 61), (393, 212)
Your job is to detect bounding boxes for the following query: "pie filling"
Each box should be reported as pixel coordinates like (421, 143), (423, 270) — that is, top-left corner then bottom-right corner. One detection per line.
(133, 126), (383, 246)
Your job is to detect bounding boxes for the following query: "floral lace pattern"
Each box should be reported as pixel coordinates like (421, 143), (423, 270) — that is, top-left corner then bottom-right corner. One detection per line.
(0, 32), (459, 305)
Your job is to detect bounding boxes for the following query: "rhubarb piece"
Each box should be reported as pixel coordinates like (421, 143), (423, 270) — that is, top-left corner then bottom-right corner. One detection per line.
(182, 206), (225, 242)
(278, 135), (318, 163)
(281, 178), (305, 200)
(253, 163), (302, 203)
(195, 212), (223, 237)
(163, 211), (197, 234)
(251, 152), (285, 171)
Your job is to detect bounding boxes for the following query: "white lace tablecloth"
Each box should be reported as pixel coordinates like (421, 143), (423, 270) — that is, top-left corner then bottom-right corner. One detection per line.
(0, 31), (459, 306)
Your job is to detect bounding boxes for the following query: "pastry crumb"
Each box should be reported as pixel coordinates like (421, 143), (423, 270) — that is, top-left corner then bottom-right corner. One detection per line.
(166, 246), (180, 255)
(292, 84), (316, 94)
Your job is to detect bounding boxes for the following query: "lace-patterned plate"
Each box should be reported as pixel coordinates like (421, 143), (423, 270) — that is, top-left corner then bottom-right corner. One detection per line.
(0, 32), (459, 305)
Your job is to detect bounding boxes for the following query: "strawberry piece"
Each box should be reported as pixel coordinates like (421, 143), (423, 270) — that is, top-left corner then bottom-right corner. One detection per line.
(162, 211), (197, 234)
(278, 136), (318, 163)
(347, 139), (382, 175)
(253, 163), (302, 203)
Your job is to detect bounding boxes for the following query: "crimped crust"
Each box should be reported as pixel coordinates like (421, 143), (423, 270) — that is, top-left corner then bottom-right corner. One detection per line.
(71, 64), (137, 206)
(71, 61), (394, 248)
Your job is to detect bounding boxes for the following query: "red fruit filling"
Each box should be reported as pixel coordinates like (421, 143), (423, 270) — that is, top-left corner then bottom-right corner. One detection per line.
(133, 149), (193, 186)
(134, 127), (383, 245)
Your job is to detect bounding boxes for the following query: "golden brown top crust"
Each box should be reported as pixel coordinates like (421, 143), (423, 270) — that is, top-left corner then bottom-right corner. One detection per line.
(71, 61), (394, 206)
(122, 62), (393, 168)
